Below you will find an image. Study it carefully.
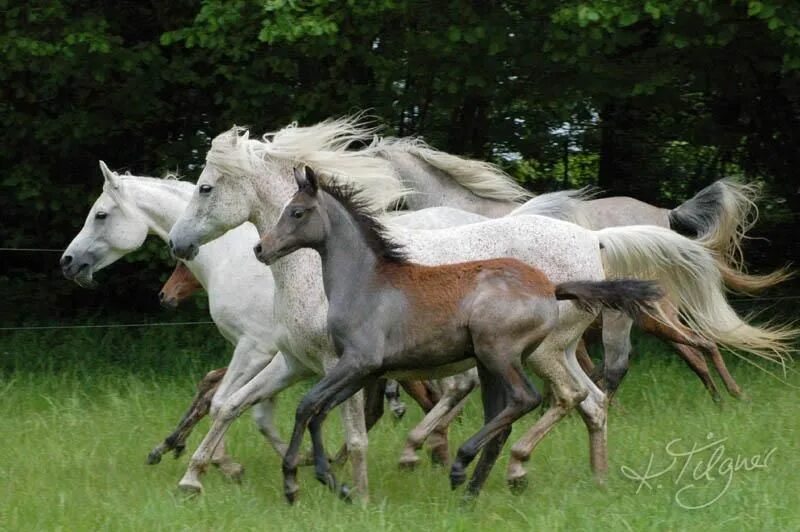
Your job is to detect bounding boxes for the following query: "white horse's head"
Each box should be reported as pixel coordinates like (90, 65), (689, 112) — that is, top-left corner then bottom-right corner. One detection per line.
(169, 128), (267, 260)
(60, 161), (149, 287)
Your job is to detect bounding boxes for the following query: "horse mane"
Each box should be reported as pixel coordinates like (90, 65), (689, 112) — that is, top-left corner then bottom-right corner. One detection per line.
(205, 119), (407, 212)
(320, 179), (409, 264)
(368, 135), (532, 203)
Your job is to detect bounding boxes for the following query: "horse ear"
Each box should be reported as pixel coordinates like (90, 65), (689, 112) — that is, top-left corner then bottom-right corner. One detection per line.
(293, 166), (319, 195)
(99, 160), (120, 189)
(293, 166), (308, 190)
(305, 166), (319, 194)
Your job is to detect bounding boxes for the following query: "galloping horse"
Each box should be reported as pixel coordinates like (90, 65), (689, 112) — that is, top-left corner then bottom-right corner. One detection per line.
(254, 166), (663, 501)
(169, 125), (793, 499)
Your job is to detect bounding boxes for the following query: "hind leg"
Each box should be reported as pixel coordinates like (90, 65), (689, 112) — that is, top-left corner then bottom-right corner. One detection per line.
(384, 379), (406, 419)
(507, 316), (592, 491)
(562, 336), (609, 481)
(148, 367), (225, 464)
(450, 360), (541, 496)
(599, 310), (633, 396)
(398, 372), (477, 469)
(638, 310), (741, 399)
(463, 364), (529, 498)
(668, 343), (721, 401)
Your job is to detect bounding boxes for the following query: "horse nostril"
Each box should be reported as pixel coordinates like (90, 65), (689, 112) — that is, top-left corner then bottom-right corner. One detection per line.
(60, 255), (73, 267)
(169, 239), (174, 250)
(158, 291), (165, 301)
(253, 243), (262, 255)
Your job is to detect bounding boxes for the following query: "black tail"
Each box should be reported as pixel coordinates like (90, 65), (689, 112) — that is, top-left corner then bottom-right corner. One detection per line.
(555, 280), (663, 318)
(669, 181), (723, 237)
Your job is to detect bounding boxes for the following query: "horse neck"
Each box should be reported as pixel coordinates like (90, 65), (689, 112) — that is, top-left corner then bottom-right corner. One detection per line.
(250, 171), (328, 308)
(124, 177), (192, 239)
(316, 194), (381, 308)
(123, 177), (223, 288)
(391, 152), (516, 218)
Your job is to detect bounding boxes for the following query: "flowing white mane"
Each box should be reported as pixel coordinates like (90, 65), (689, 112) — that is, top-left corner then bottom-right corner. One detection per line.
(205, 120), (407, 211)
(370, 135), (532, 203)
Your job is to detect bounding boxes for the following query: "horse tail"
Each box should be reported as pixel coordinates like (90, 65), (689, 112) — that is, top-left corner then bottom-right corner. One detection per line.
(555, 280), (663, 318)
(715, 258), (794, 295)
(668, 179), (758, 270)
(596, 225), (798, 364)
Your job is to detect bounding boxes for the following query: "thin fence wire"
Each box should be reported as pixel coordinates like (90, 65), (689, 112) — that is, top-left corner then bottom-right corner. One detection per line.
(0, 321), (215, 332)
(2, 247), (797, 332)
(0, 248), (65, 252)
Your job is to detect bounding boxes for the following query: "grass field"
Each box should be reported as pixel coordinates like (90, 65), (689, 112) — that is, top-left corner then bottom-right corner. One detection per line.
(1, 325), (798, 531)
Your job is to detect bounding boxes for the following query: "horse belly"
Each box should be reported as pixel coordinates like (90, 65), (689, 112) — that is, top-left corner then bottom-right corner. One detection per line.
(382, 328), (474, 380)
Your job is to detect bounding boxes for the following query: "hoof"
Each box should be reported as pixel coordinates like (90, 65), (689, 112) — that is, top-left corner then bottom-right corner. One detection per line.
(508, 474), (528, 494)
(285, 488), (299, 505)
(147, 450), (162, 465)
(178, 479), (203, 495)
(460, 490), (480, 506)
(217, 462), (245, 483)
(398, 460), (418, 471)
(390, 405), (406, 420)
(449, 463), (467, 490)
(429, 448), (450, 467)
(338, 483), (353, 504)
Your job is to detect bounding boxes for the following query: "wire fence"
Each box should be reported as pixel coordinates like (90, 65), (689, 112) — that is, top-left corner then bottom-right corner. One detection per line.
(2, 246), (797, 332)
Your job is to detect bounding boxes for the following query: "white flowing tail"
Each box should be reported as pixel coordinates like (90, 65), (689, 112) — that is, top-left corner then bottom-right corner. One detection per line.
(596, 225), (798, 364)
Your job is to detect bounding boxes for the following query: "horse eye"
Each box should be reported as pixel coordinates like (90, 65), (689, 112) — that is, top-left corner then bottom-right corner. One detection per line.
(291, 209), (305, 219)
(95, 211), (107, 220)
(199, 184), (213, 194)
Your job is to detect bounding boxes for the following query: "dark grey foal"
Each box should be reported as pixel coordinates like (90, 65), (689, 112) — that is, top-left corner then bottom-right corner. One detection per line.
(254, 166), (662, 503)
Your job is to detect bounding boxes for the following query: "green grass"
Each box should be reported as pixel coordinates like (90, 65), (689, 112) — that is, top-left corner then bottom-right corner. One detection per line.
(1, 328), (798, 531)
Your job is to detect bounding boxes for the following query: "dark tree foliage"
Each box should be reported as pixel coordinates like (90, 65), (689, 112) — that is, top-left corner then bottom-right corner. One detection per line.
(2, 0), (799, 320)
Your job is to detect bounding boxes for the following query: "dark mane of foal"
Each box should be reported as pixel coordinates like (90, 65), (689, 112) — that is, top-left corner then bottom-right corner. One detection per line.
(319, 180), (409, 264)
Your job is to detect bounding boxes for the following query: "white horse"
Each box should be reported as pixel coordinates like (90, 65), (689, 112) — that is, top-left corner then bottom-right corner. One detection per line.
(60, 164), (294, 479)
(168, 125), (792, 499)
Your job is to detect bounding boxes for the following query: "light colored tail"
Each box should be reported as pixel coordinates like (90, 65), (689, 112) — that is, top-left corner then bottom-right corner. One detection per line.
(716, 259), (795, 295)
(597, 225), (798, 364)
(669, 179), (758, 269)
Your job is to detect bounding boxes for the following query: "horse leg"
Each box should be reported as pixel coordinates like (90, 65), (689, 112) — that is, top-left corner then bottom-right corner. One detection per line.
(398, 379), (453, 464)
(669, 343), (721, 401)
(451, 360), (541, 496)
(462, 365), (517, 498)
(507, 328), (590, 491)
(282, 357), (376, 504)
(331, 378), (386, 466)
(638, 311), (742, 399)
(178, 353), (307, 493)
(384, 379), (407, 419)
(562, 336), (610, 483)
(210, 438), (244, 482)
(576, 339), (595, 375)
(251, 397), (308, 463)
(400, 380), (439, 411)
(147, 367), (226, 465)
(599, 310), (633, 396)
(428, 387), (474, 466)
(398, 373), (477, 469)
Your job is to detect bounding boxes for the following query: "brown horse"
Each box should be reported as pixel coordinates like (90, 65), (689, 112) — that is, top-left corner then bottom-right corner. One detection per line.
(254, 167), (662, 502)
(158, 261), (203, 309)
